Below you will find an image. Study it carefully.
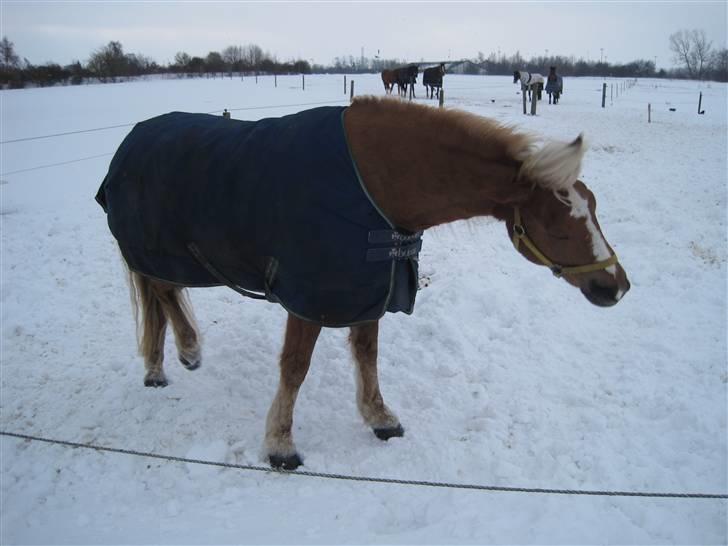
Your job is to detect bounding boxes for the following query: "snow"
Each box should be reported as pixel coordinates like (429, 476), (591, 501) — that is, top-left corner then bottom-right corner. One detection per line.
(1, 74), (726, 544)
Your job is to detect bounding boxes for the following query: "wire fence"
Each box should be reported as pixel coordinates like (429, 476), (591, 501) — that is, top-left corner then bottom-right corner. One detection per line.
(0, 98), (351, 178)
(2, 431), (726, 499)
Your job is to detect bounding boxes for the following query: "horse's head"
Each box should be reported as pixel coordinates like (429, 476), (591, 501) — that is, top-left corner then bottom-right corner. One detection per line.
(513, 70), (521, 83)
(508, 136), (630, 307)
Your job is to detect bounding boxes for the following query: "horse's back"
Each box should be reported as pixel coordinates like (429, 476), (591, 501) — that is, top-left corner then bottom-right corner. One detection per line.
(96, 107), (419, 325)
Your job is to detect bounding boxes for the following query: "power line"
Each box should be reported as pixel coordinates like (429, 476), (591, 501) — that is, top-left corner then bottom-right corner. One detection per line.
(2, 431), (726, 499)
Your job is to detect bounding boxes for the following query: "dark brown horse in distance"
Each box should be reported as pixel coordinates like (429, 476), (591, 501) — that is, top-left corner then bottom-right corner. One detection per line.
(98, 97), (630, 470)
(423, 63), (446, 99)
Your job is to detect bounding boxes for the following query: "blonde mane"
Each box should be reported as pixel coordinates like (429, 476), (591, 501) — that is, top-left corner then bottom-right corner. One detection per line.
(351, 96), (585, 193)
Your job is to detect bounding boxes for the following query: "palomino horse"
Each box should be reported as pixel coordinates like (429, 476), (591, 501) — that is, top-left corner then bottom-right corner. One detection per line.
(381, 69), (397, 94)
(514, 70), (545, 101)
(96, 97), (630, 470)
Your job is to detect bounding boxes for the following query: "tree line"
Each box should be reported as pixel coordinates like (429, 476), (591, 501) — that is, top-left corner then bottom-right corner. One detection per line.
(1, 29), (726, 89)
(0, 39), (314, 88)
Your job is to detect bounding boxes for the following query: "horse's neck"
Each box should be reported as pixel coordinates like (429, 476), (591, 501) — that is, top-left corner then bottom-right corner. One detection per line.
(344, 100), (528, 232)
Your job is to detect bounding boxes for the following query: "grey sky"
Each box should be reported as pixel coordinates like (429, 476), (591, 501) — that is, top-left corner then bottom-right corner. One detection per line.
(2, 1), (726, 68)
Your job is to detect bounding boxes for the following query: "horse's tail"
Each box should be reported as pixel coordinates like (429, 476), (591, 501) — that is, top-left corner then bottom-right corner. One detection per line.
(518, 134), (586, 190)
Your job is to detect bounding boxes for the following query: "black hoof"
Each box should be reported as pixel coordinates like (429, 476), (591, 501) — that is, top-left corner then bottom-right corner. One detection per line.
(144, 378), (168, 388)
(373, 424), (405, 441)
(179, 355), (201, 370)
(269, 453), (303, 470)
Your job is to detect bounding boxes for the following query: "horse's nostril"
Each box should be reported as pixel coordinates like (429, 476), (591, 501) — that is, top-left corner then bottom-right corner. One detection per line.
(589, 281), (618, 301)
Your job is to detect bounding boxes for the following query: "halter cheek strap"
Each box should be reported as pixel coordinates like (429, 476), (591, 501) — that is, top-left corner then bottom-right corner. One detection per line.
(511, 207), (619, 277)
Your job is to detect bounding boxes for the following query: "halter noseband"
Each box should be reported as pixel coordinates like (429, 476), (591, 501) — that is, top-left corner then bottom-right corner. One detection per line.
(511, 207), (619, 277)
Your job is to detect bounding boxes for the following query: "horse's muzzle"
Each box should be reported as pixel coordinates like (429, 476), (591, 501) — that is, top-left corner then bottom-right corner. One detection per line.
(581, 278), (630, 307)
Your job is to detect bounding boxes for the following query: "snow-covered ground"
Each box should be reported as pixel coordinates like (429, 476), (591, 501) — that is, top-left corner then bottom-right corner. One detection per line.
(1, 74), (726, 544)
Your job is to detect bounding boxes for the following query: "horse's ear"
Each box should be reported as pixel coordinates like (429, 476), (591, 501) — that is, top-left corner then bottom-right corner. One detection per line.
(519, 134), (587, 191)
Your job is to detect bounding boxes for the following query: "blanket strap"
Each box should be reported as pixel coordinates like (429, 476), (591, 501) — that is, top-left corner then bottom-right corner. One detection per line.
(187, 243), (267, 300)
(366, 229), (423, 262)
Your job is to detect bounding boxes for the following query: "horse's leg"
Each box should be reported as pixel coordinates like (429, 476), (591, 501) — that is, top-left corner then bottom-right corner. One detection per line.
(150, 279), (201, 370)
(349, 321), (403, 440)
(130, 272), (169, 387)
(265, 314), (321, 469)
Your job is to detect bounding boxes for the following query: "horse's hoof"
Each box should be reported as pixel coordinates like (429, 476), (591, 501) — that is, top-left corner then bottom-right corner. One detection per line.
(179, 354), (201, 370)
(373, 424), (405, 441)
(269, 453), (303, 470)
(144, 376), (168, 388)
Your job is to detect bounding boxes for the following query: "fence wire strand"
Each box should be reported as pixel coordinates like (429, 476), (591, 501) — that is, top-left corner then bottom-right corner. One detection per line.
(2, 431), (726, 499)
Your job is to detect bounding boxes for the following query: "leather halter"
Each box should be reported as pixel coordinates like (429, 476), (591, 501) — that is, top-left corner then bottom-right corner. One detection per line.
(511, 207), (619, 277)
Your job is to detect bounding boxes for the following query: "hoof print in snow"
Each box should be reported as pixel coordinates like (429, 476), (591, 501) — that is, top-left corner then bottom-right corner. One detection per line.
(373, 424), (405, 441)
(269, 453), (303, 470)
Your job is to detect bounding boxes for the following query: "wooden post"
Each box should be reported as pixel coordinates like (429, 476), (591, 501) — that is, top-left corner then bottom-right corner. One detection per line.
(602, 83), (607, 108)
(350, 80), (354, 102)
(255, 72), (258, 84)
(439, 88), (444, 108)
(530, 88), (537, 115)
(698, 92), (704, 114)
(302, 74), (305, 90)
(344, 75), (347, 95)
(274, 74), (277, 88)
(522, 87), (527, 114)
(611, 84), (613, 104)
(648, 103), (651, 123)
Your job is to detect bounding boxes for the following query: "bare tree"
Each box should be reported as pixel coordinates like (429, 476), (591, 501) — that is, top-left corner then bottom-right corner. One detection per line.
(670, 29), (713, 79)
(691, 29), (712, 79)
(222, 45), (243, 71)
(0, 36), (20, 68)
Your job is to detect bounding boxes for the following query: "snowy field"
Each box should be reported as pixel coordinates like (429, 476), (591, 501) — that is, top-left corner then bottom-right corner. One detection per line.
(1, 73), (726, 544)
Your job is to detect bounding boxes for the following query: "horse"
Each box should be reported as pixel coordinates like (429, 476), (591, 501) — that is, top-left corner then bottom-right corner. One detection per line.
(422, 63), (446, 99)
(396, 64), (419, 97)
(545, 66), (563, 104)
(513, 70), (544, 101)
(96, 97), (630, 470)
(381, 69), (397, 94)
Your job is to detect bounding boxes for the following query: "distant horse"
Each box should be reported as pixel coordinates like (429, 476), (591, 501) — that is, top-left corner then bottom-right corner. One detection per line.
(513, 70), (544, 101)
(96, 97), (630, 470)
(381, 69), (397, 94)
(545, 66), (563, 104)
(396, 64), (419, 97)
(423, 63), (446, 99)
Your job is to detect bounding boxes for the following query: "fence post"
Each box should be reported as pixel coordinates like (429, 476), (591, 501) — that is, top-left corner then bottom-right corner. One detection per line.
(602, 83), (607, 108)
(302, 74), (305, 90)
(611, 84), (613, 104)
(350, 80), (355, 102)
(439, 89), (444, 108)
(648, 103), (651, 123)
(522, 87), (527, 114)
(698, 92), (705, 114)
(275, 74), (277, 88)
(344, 75), (347, 95)
(255, 72), (258, 84)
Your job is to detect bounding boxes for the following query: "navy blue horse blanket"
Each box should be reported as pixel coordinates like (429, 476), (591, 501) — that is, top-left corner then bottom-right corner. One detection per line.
(95, 107), (422, 327)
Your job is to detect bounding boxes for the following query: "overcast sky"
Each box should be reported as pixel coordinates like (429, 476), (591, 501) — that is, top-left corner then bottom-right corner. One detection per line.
(2, 1), (726, 68)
